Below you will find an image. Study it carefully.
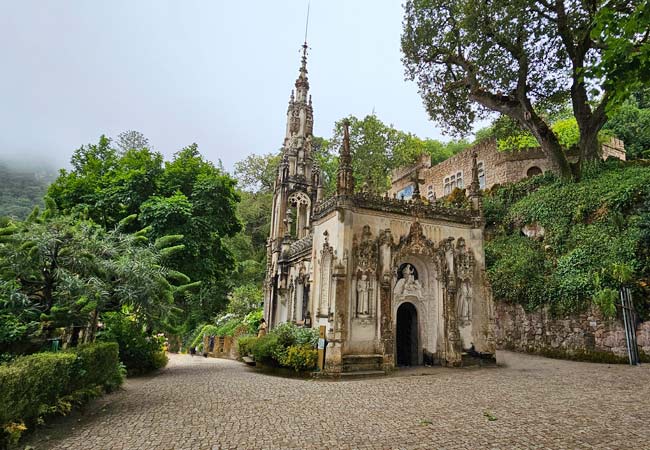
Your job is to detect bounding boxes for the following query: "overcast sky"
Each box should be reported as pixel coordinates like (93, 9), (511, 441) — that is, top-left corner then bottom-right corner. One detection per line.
(0, 1), (460, 172)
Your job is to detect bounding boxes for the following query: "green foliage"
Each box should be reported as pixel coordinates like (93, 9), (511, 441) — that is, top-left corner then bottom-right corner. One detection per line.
(71, 342), (124, 392)
(237, 335), (257, 356)
(280, 345), (318, 372)
(245, 322), (318, 370)
(98, 313), (167, 376)
(0, 343), (123, 446)
(589, 1), (650, 107)
(486, 235), (550, 310)
(602, 95), (650, 160)
(325, 115), (469, 194)
(0, 213), (182, 355)
(401, 0), (642, 176)
(47, 136), (242, 334)
(485, 161), (650, 316)
(226, 284), (263, 317)
(250, 333), (283, 365)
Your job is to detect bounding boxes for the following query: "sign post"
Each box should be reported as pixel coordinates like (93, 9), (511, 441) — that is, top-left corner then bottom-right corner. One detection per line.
(317, 325), (326, 371)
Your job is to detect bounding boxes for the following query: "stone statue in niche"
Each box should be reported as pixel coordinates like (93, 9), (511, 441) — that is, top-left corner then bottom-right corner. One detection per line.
(395, 264), (423, 298)
(457, 281), (472, 323)
(357, 273), (370, 316)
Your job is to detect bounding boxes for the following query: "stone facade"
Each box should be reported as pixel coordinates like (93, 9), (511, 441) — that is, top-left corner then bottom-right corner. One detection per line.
(495, 302), (650, 359)
(264, 44), (496, 374)
(390, 138), (626, 201)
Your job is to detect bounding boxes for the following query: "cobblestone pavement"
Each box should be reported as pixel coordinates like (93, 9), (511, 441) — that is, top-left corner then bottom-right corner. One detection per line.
(24, 351), (650, 450)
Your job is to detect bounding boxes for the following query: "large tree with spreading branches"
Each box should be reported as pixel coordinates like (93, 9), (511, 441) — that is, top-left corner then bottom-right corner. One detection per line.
(401, 0), (648, 179)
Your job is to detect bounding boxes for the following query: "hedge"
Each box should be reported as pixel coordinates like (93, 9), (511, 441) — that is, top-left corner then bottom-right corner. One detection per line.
(0, 342), (123, 447)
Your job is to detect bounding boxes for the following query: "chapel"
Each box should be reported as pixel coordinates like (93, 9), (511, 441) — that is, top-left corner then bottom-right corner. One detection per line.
(263, 43), (496, 374)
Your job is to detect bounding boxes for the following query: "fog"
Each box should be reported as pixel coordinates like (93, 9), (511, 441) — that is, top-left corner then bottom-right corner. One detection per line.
(0, 1), (453, 172)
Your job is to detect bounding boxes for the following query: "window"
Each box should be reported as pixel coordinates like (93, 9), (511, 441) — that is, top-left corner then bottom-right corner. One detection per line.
(443, 172), (463, 195)
(478, 162), (485, 189)
(427, 185), (435, 201)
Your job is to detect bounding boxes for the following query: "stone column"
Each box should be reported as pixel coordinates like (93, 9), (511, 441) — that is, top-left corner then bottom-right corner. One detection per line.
(380, 274), (394, 370)
(444, 282), (463, 366)
(325, 264), (347, 373)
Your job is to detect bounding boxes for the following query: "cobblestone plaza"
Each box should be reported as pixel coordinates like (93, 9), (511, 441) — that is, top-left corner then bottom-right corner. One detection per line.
(24, 352), (650, 450)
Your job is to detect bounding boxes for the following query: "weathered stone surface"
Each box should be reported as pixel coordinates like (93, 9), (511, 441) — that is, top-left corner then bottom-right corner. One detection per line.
(24, 352), (650, 449)
(496, 302), (650, 357)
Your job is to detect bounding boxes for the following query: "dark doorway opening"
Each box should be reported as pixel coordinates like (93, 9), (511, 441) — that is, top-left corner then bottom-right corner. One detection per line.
(396, 302), (418, 366)
(527, 166), (543, 177)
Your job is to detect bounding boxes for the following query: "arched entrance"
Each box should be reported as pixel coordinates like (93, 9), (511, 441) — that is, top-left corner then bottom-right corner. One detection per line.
(396, 302), (418, 366)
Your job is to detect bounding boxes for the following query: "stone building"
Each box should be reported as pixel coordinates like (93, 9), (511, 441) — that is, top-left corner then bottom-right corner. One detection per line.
(263, 44), (495, 374)
(389, 137), (626, 201)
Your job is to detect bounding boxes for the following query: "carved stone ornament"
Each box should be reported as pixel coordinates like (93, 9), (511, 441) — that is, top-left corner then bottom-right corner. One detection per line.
(353, 225), (378, 273)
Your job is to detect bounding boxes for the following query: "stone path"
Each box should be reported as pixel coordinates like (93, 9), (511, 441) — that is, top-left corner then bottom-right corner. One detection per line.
(24, 352), (650, 450)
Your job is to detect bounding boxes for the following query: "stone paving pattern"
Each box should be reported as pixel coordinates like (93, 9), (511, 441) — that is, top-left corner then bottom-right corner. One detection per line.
(25, 352), (650, 450)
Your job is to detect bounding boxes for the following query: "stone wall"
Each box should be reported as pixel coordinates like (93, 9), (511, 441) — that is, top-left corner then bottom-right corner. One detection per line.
(389, 138), (627, 200)
(203, 335), (239, 360)
(495, 302), (650, 360)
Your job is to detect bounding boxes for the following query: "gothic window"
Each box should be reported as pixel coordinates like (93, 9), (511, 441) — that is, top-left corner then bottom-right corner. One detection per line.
(427, 184), (434, 201)
(444, 171), (463, 195)
(287, 192), (311, 239)
(478, 162), (485, 189)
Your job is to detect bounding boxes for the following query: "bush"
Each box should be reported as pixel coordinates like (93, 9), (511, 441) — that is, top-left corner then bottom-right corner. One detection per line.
(485, 162), (650, 316)
(245, 323), (318, 372)
(98, 313), (167, 376)
(237, 335), (256, 357)
(250, 333), (283, 365)
(281, 345), (318, 372)
(71, 342), (123, 392)
(0, 343), (124, 446)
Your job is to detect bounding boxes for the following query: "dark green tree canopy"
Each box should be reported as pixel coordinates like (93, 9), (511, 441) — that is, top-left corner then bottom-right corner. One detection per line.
(401, 0), (647, 178)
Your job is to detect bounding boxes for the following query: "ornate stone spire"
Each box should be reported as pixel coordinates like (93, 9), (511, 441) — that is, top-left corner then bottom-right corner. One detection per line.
(468, 151), (482, 212)
(337, 120), (355, 195)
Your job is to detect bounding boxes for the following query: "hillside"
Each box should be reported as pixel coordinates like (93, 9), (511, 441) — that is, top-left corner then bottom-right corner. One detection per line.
(483, 160), (650, 320)
(0, 162), (57, 219)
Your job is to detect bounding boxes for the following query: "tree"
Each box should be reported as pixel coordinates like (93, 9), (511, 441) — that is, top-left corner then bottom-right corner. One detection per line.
(48, 137), (242, 332)
(116, 130), (151, 153)
(602, 95), (650, 159)
(0, 208), (186, 354)
(329, 114), (469, 193)
(590, 1), (650, 107)
(401, 0), (647, 179)
(233, 153), (281, 193)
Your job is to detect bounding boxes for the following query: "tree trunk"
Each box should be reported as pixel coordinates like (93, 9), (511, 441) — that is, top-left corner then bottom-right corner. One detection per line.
(525, 114), (574, 180)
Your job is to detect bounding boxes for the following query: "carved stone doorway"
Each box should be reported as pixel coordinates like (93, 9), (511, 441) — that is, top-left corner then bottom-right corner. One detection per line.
(396, 302), (418, 366)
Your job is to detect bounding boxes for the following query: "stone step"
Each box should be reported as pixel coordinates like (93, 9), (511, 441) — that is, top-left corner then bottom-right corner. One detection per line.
(339, 370), (386, 378)
(342, 354), (384, 373)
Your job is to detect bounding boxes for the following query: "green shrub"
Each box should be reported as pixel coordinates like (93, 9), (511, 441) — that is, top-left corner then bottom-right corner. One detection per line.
(294, 326), (319, 347)
(485, 163), (650, 316)
(250, 333), (283, 365)
(237, 335), (257, 357)
(243, 309), (263, 334)
(71, 342), (123, 392)
(0, 342), (124, 446)
(97, 312), (167, 376)
(281, 345), (318, 372)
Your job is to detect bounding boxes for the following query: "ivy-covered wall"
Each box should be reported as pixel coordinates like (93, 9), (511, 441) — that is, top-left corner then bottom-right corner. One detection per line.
(484, 159), (650, 361)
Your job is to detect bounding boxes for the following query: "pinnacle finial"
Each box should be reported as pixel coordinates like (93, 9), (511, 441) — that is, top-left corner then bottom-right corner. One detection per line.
(342, 119), (351, 156)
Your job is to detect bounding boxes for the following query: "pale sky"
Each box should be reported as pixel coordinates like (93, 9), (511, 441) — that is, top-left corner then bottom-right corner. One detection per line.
(0, 1), (457, 171)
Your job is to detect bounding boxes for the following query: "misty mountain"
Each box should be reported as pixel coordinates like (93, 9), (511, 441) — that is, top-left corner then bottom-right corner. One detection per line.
(0, 160), (58, 219)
